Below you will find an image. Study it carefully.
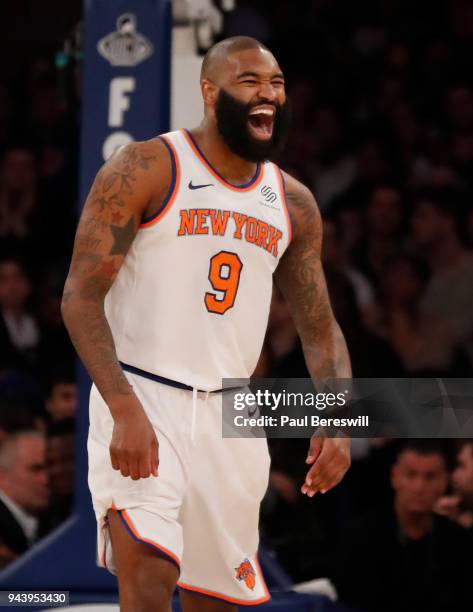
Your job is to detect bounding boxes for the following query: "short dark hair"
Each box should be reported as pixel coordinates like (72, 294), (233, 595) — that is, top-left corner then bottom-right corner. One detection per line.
(46, 369), (75, 397)
(396, 439), (451, 469)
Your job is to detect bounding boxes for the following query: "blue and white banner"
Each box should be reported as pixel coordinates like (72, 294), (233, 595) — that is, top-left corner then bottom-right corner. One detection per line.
(80, 0), (172, 200)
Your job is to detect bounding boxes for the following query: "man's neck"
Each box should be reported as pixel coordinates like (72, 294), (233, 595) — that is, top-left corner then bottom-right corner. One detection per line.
(190, 121), (258, 186)
(395, 500), (432, 540)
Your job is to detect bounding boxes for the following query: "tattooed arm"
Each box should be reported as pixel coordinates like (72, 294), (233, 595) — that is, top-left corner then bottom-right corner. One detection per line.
(275, 172), (351, 496)
(62, 139), (170, 480)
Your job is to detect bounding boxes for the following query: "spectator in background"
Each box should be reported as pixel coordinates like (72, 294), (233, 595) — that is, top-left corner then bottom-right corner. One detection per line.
(0, 257), (39, 371)
(356, 184), (405, 282)
(371, 255), (463, 375)
(37, 270), (75, 378)
(0, 147), (38, 248)
(43, 418), (74, 531)
(322, 217), (377, 327)
(0, 372), (45, 433)
(411, 190), (473, 345)
(45, 372), (77, 423)
(0, 430), (49, 568)
(330, 139), (391, 213)
(336, 441), (472, 612)
(435, 439), (473, 534)
(266, 288), (308, 377)
(0, 396), (44, 441)
(311, 108), (356, 210)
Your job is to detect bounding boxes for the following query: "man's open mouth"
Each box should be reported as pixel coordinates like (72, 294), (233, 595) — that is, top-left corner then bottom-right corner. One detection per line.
(247, 106), (275, 140)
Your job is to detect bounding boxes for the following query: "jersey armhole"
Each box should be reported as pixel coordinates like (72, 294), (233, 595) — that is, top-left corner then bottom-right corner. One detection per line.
(140, 135), (181, 228)
(274, 165), (293, 245)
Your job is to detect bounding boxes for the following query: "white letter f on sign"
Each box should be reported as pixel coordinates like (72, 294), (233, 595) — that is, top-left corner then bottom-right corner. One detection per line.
(109, 77), (135, 127)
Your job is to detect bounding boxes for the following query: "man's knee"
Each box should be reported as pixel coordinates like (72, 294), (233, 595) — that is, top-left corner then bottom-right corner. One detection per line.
(108, 509), (179, 611)
(179, 589), (238, 612)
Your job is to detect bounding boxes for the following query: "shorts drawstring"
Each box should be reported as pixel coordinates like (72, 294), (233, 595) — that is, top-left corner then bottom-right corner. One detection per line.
(190, 389), (210, 443)
(191, 388), (197, 442)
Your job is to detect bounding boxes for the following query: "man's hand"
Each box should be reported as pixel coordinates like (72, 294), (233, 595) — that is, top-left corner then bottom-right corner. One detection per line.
(434, 494), (462, 520)
(109, 394), (159, 480)
(301, 437), (351, 497)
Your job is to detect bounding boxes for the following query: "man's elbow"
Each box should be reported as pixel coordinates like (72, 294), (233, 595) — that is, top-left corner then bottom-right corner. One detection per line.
(60, 284), (75, 329)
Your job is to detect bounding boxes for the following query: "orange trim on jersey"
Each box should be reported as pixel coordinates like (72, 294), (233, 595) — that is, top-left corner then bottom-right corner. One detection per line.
(274, 164), (292, 245)
(140, 135), (181, 228)
(181, 129), (264, 192)
(118, 508), (181, 568)
(177, 554), (270, 606)
(254, 555), (271, 600)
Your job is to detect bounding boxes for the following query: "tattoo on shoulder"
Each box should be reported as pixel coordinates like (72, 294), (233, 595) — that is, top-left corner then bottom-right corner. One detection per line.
(284, 179), (320, 238)
(110, 217), (136, 255)
(275, 175), (328, 331)
(91, 143), (157, 212)
(66, 142), (158, 301)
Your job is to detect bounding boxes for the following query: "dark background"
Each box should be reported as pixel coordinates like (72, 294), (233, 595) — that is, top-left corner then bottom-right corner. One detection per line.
(0, 1), (472, 611)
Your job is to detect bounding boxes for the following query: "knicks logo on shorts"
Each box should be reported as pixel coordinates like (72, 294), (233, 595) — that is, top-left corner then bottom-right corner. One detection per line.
(235, 558), (256, 590)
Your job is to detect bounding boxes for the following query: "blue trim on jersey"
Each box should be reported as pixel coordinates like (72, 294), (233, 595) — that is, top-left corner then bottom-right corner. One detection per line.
(184, 128), (261, 189)
(116, 510), (180, 571)
(120, 361), (194, 390)
(141, 136), (177, 224)
(119, 361), (242, 393)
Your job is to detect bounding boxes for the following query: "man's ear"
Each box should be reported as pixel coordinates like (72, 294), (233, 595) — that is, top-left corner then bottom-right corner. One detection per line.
(201, 79), (219, 107)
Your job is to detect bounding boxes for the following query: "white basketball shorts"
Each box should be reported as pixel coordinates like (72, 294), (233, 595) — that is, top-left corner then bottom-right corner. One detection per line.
(87, 370), (271, 605)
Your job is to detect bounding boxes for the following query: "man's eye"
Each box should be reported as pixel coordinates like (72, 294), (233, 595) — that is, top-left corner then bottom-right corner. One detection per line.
(242, 80), (257, 85)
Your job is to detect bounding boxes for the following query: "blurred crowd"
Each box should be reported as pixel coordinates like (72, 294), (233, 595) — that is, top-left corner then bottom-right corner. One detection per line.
(0, 0), (472, 609)
(230, 0), (473, 378)
(0, 19), (79, 570)
(226, 1), (473, 610)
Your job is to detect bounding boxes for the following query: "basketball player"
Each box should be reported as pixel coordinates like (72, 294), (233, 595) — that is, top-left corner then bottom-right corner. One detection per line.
(62, 37), (351, 611)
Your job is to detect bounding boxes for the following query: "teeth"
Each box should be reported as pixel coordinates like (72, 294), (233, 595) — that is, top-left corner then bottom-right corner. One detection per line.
(249, 108), (274, 116)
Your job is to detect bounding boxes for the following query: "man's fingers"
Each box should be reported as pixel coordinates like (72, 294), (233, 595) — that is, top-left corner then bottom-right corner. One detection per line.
(119, 458), (131, 478)
(306, 436), (324, 464)
(303, 466), (346, 496)
(110, 449), (120, 472)
(304, 448), (334, 485)
(129, 458), (142, 481)
(150, 444), (159, 477)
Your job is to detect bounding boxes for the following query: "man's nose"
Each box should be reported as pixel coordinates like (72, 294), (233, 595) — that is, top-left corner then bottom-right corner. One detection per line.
(257, 82), (277, 101)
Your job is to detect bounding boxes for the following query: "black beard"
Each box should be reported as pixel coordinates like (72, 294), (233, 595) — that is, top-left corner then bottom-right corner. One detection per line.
(215, 88), (291, 162)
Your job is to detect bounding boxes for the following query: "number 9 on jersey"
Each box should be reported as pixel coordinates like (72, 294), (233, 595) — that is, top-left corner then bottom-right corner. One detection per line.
(205, 251), (243, 315)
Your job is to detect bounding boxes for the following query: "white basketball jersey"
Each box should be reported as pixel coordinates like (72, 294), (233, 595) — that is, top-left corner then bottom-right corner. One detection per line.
(105, 129), (292, 390)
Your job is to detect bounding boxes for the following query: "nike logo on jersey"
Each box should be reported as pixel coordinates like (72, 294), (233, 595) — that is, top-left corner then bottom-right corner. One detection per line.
(188, 180), (214, 190)
(177, 208), (283, 258)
